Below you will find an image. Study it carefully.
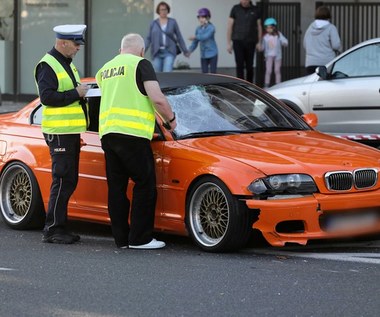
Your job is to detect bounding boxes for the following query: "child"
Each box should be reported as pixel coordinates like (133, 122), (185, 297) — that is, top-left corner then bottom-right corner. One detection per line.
(260, 17), (288, 88)
(188, 8), (218, 73)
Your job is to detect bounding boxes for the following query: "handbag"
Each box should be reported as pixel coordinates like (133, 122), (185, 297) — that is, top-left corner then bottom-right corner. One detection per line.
(155, 20), (182, 55)
(175, 44), (181, 55)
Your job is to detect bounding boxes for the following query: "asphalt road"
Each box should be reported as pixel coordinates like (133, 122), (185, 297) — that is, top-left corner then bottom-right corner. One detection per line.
(1, 218), (380, 317)
(1, 101), (380, 316)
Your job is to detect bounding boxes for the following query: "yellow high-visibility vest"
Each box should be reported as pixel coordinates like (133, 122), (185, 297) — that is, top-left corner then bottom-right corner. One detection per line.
(96, 54), (155, 140)
(35, 54), (87, 134)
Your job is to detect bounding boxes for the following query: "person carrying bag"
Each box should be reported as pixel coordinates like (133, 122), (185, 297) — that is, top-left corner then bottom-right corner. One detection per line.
(144, 1), (189, 72)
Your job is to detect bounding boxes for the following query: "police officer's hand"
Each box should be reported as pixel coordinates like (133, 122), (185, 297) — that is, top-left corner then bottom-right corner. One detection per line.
(168, 120), (177, 131)
(163, 120), (177, 131)
(76, 84), (89, 98)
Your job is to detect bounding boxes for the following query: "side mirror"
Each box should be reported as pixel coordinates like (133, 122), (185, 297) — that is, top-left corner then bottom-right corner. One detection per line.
(302, 113), (318, 128)
(316, 66), (328, 80)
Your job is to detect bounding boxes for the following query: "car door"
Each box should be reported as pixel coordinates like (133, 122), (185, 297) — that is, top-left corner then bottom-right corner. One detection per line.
(75, 131), (109, 222)
(308, 42), (380, 135)
(71, 96), (109, 222)
(30, 103), (108, 221)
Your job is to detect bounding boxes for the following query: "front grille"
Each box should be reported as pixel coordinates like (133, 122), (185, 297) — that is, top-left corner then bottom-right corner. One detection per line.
(354, 169), (378, 188)
(325, 169), (378, 191)
(325, 171), (353, 190)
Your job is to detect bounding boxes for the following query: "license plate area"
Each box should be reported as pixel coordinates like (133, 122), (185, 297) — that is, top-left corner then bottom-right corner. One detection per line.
(320, 208), (380, 232)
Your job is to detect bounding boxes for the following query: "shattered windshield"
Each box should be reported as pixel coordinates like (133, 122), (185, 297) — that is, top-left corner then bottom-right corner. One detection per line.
(165, 84), (308, 139)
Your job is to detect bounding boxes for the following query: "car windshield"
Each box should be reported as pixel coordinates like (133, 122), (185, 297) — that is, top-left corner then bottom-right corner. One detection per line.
(165, 83), (309, 139)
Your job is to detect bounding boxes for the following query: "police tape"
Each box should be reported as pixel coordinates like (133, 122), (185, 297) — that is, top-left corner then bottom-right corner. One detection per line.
(337, 134), (380, 140)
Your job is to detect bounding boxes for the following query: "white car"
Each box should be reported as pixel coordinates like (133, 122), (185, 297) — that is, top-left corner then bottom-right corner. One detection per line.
(267, 38), (380, 145)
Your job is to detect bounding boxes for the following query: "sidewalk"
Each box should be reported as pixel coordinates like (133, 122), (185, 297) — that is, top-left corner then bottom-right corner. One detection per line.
(0, 100), (28, 113)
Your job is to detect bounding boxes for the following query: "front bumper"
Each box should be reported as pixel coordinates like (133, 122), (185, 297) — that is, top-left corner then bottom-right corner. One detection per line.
(246, 191), (380, 247)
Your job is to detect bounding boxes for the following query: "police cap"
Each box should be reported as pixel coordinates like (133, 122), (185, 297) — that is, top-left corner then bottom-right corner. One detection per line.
(53, 24), (87, 45)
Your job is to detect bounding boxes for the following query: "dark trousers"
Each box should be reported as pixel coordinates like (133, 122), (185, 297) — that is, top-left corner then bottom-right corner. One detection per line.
(101, 133), (157, 247)
(233, 40), (256, 83)
(201, 55), (218, 73)
(43, 133), (80, 233)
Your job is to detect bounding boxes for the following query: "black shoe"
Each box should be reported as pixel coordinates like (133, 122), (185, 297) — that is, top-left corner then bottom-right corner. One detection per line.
(42, 227), (80, 244)
(67, 232), (81, 242)
(42, 232), (75, 244)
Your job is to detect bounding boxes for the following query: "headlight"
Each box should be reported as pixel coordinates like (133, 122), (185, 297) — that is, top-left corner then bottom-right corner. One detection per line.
(248, 174), (318, 197)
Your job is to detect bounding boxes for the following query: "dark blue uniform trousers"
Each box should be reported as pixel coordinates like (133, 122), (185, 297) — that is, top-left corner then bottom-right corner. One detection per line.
(43, 133), (80, 234)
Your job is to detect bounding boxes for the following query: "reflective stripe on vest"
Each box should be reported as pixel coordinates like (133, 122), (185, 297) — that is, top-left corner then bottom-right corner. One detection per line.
(36, 54), (87, 134)
(96, 54), (155, 139)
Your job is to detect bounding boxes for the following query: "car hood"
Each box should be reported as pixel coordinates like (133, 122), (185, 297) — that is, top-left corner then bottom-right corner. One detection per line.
(180, 131), (380, 175)
(268, 74), (317, 90)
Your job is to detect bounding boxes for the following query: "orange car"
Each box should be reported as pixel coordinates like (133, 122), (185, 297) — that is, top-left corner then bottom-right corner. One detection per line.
(1, 73), (380, 252)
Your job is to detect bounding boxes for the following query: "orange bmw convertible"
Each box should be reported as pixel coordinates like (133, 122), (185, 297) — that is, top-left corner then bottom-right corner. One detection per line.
(1, 73), (380, 252)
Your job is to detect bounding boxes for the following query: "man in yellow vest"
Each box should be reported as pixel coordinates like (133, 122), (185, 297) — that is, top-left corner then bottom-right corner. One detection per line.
(35, 24), (89, 244)
(96, 33), (176, 250)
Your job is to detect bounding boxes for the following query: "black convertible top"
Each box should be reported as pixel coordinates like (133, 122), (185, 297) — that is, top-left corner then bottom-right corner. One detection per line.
(85, 72), (252, 98)
(156, 72), (243, 90)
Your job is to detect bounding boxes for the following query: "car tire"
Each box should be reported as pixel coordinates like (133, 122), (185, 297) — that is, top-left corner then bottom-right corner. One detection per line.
(0, 162), (45, 229)
(186, 176), (253, 252)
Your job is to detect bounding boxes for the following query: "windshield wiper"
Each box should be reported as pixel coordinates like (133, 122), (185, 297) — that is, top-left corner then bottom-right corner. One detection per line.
(177, 130), (241, 139)
(177, 127), (302, 139)
(249, 127), (301, 132)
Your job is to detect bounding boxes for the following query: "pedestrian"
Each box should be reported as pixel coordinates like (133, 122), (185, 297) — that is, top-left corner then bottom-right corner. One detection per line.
(34, 24), (89, 244)
(145, 1), (189, 72)
(259, 17), (288, 88)
(95, 33), (177, 250)
(188, 8), (218, 74)
(227, 0), (263, 83)
(303, 5), (341, 75)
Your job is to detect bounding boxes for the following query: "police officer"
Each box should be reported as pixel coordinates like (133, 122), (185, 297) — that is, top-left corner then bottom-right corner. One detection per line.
(35, 24), (89, 244)
(96, 33), (176, 250)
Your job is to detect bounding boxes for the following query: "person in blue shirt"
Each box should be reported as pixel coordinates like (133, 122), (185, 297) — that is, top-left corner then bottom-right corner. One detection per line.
(188, 8), (218, 73)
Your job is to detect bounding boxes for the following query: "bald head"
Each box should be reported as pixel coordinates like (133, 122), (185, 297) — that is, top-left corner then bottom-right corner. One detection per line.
(120, 33), (145, 56)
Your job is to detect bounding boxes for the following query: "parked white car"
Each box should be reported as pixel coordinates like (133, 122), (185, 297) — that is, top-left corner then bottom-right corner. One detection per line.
(267, 38), (380, 145)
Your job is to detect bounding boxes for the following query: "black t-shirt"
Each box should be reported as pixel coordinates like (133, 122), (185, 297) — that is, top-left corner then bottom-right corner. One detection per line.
(136, 59), (157, 95)
(230, 2), (261, 42)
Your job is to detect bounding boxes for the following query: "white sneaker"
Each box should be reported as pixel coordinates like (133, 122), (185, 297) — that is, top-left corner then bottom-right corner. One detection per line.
(129, 238), (165, 250)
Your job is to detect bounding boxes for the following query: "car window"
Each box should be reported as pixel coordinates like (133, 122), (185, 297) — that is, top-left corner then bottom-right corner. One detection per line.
(31, 104), (42, 125)
(208, 84), (295, 128)
(165, 86), (238, 136)
(331, 43), (380, 78)
(165, 83), (308, 139)
(87, 96), (100, 132)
